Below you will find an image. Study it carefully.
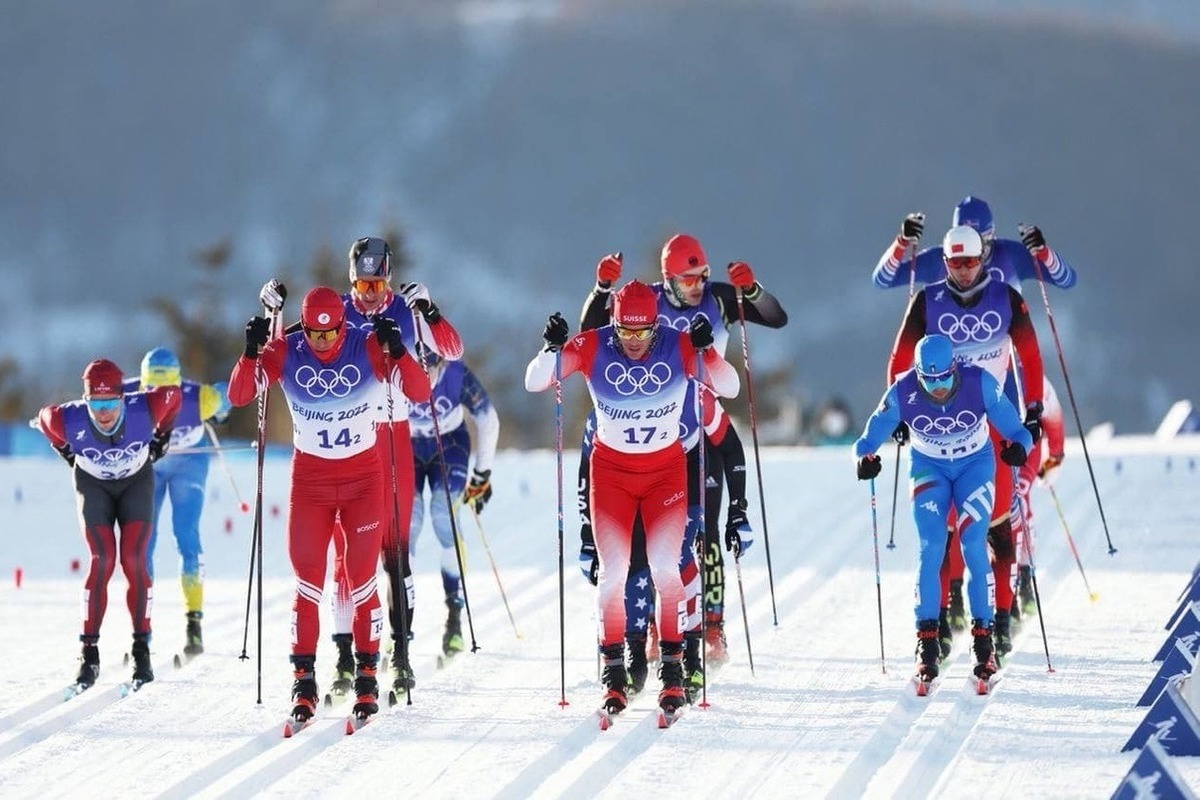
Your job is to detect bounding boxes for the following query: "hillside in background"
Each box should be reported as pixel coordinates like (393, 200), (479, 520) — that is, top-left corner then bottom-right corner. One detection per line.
(3, 1), (1198, 442)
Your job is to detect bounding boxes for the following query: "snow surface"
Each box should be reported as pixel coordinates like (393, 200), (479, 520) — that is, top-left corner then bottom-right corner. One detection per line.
(1, 436), (1199, 798)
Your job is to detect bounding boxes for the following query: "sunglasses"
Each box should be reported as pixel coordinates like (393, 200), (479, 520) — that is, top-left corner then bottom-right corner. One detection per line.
(919, 369), (956, 394)
(86, 397), (123, 412)
(673, 269), (710, 289)
(353, 278), (388, 294)
(615, 325), (655, 341)
(304, 325), (342, 342)
(945, 257), (982, 271)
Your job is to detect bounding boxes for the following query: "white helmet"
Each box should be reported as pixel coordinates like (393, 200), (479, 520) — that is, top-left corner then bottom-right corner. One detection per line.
(942, 225), (983, 260)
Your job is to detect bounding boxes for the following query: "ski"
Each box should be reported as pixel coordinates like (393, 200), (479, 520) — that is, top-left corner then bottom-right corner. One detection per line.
(282, 715), (315, 738)
(973, 672), (1001, 695)
(117, 679), (151, 697)
(62, 681), (95, 701)
(436, 651), (463, 670)
(345, 711), (374, 735)
(657, 706), (684, 729)
(172, 651), (202, 669)
(913, 675), (940, 697)
(596, 706), (625, 731)
(324, 679), (353, 708)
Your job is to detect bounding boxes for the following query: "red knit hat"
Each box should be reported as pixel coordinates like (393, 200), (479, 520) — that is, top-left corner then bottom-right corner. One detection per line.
(612, 280), (659, 328)
(301, 286), (346, 330)
(660, 234), (708, 279)
(82, 359), (123, 396)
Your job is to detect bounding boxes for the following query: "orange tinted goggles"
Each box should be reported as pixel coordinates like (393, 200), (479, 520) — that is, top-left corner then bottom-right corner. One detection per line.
(304, 325), (342, 342)
(353, 278), (388, 294)
(615, 325), (655, 341)
(673, 268), (710, 288)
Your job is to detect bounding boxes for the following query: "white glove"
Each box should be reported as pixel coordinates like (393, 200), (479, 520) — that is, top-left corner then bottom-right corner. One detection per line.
(259, 279), (287, 313)
(398, 282), (430, 309)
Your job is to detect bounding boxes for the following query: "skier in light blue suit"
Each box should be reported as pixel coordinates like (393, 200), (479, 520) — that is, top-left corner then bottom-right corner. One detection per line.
(853, 334), (1032, 686)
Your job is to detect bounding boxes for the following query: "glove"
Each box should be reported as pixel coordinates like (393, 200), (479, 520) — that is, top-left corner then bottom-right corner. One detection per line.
(891, 421), (910, 446)
(148, 429), (171, 463)
(462, 468), (493, 513)
(689, 316), (714, 350)
(1000, 440), (1028, 467)
(579, 542), (599, 586)
(54, 443), (75, 467)
(596, 252), (623, 290)
(899, 212), (926, 244)
(1024, 402), (1044, 445)
(543, 312), (569, 351)
(258, 279), (287, 313)
(243, 316), (271, 358)
(856, 454), (882, 480)
(1019, 224), (1047, 254)
(1038, 453), (1063, 479)
(399, 282), (443, 324)
(371, 315), (406, 359)
(727, 261), (756, 290)
(724, 499), (754, 557)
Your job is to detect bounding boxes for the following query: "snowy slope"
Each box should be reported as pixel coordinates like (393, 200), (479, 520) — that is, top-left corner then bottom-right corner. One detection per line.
(0, 438), (1198, 798)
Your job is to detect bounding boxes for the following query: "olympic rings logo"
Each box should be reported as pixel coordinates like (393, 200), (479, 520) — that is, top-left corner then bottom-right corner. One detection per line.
(410, 396), (455, 422)
(80, 443), (145, 464)
(937, 311), (1003, 343)
(294, 364), (362, 398)
(910, 410), (980, 436)
(603, 361), (673, 397)
(659, 310), (712, 333)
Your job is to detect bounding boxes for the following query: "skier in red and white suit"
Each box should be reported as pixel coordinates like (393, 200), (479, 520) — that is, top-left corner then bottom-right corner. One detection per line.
(228, 286), (430, 721)
(525, 280), (739, 716)
(1012, 376), (1066, 615)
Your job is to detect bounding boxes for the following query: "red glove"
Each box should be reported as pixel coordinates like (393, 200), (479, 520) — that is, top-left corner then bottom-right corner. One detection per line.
(727, 261), (756, 290)
(596, 252), (623, 288)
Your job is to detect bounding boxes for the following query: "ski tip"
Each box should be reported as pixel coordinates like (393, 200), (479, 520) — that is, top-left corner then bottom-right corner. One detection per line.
(387, 690), (399, 708)
(345, 718), (355, 735)
(596, 709), (614, 730)
(324, 694), (333, 708)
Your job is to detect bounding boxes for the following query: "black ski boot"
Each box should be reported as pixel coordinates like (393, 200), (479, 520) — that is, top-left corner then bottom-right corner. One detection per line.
(625, 634), (648, 695)
(600, 642), (628, 714)
(290, 655), (319, 721)
(658, 642), (687, 713)
(994, 609), (1013, 660)
(937, 608), (953, 659)
(330, 633), (354, 696)
(442, 596), (465, 658)
(352, 651), (379, 717)
(948, 579), (966, 632)
(971, 619), (998, 682)
(683, 630), (704, 703)
(391, 634), (416, 692)
(75, 642), (100, 689)
(131, 634), (154, 685)
(915, 619), (941, 682)
(184, 611), (204, 657)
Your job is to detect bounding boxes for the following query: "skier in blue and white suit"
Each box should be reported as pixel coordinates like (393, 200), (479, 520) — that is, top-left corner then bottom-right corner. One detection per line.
(853, 334), (1032, 685)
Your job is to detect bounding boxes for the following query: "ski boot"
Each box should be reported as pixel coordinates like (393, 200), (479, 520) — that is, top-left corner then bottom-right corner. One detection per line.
(704, 612), (729, 667)
(625, 633), (649, 695)
(915, 619), (940, 691)
(390, 635), (416, 693)
(600, 643), (628, 715)
(131, 634), (154, 685)
(183, 611), (204, 657)
(352, 651), (380, 717)
(683, 630), (704, 704)
(75, 643), (100, 689)
(937, 608), (953, 659)
(1017, 565), (1037, 617)
(657, 642), (687, 715)
(994, 609), (1013, 660)
(442, 596), (465, 659)
(329, 633), (355, 697)
(971, 619), (999, 691)
(947, 579), (966, 632)
(290, 655), (319, 721)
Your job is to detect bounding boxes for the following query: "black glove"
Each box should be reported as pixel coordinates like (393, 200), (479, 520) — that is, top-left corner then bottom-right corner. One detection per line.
(243, 316), (271, 358)
(148, 429), (171, 463)
(899, 212), (925, 243)
(371, 315), (406, 359)
(891, 421), (910, 446)
(54, 443), (75, 467)
(1020, 224), (1046, 253)
(724, 499), (754, 556)
(856, 454), (882, 480)
(414, 299), (443, 324)
(1000, 440), (1028, 467)
(1024, 402), (1044, 445)
(543, 313), (569, 351)
(463, 468), (493, 513)
(579, 542), (599, 586)
(398, 283), (443, 324)
(689, 316), (714, 351)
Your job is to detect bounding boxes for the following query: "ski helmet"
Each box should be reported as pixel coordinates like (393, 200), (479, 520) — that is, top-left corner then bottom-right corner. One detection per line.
(140, 347), (181, 388)
(914, 334), (957, 393)
(348, 237), (392, 282)
(82, 359), (124, 396)
(952, 196), (994, 240)
(660, 234), (708, 280)
(942, 225), (983, 260)
(301, 286), (346, 331)
(612, 280), (659, 328)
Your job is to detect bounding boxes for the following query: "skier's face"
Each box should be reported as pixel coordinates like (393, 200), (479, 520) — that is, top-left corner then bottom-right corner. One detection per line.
(85, 394), (123, 432)
(615, 324), (655, 360)
(353, 278), (389, 313)
(945, 256), (983, 291)
(304, 325), (342, 357)
(670, 268), (709, 307)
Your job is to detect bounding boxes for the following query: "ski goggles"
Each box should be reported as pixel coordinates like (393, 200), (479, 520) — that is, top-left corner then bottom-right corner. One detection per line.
(615, 325), (655, 341)
(672, 269), (710, 289)
(86, 397), (123, 412)
(918, 367), (956, 394)
(353, 278), (388, 294)
(944, 256), (982, 272)
(304, 325), (342, 342)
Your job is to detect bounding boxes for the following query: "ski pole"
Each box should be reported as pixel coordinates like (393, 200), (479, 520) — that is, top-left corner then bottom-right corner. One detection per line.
(887, 236), (919, 551)
(695, 365), (711, 708)
(204, 421), (250, 513)
(733, 554), (755, 677)
(1014, 489), (1054, 672)
(1045, 481), (1098, 602)
(867, 477), (886, 674)
(466, 504), (522, 639)
(554, 349), (569, 708)
(734, 289), (779, 626)
(1024, 226), (1116, 556)
(381, 350), (414, 706)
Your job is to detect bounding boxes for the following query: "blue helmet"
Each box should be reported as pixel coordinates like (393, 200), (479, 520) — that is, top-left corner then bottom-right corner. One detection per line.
(141, 347), (181, 388)
(952, 196), (995, 261)
(914, 334), (956, 393)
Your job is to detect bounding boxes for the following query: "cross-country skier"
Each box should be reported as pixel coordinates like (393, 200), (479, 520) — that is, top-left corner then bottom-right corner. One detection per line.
(125, 347), (231, 658)
(855, 333), (1033, 690)
(38, 359), (180, 691)
(229, 285), (431, 723)
(1012, 377), (1066, 618)
(526, 280), (740, 718)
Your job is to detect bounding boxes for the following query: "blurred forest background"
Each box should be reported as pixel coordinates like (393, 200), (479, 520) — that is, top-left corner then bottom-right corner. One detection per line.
(3, 1), (1198, 447)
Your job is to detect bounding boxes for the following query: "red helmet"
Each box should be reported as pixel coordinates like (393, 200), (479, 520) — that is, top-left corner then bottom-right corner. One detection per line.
(612, 280), (658, 328)
(82, 358), (123, 396)
(660, 234), (708, 279)
(301, 286), (346, 331)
